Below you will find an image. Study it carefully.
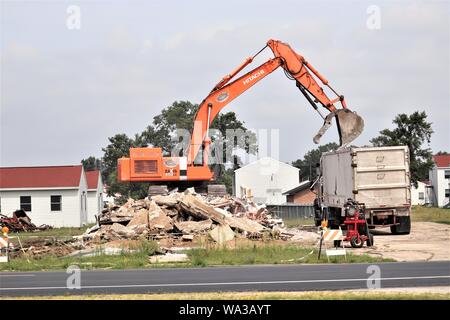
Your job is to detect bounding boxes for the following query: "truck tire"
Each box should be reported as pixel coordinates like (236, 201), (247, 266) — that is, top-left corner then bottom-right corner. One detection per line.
(350, 236), (364, 248)
(390, 216), (411, 235)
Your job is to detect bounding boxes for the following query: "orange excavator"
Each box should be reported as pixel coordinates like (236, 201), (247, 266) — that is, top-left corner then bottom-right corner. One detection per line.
(118, 39), (364, 193)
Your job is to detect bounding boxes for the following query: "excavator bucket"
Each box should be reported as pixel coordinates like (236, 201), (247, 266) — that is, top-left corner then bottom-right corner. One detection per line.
(313, 109), (364, 147)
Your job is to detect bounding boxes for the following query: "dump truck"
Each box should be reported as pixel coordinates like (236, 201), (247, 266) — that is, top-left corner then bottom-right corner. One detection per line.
(315, 146), (411, 234)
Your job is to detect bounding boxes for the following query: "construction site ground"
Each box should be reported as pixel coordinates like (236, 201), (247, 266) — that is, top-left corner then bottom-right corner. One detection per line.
(359, 221), (450, 262)
(4, 204), (449, 270)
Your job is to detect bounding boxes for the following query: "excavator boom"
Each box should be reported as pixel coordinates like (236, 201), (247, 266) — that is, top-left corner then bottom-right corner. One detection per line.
(118, 39), (364, 184)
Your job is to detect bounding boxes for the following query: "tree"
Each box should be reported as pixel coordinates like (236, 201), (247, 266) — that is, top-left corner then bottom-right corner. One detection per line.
(215, 168), (236, 194)
(370, 111), (434, 186)
(137, 101), (256, 159)
(138, 101), (198, 153)
(81, 156), (101, 171)
(435, 151), (449, 155)
(102, 133), (135, 180)
(292, 142), (339, 181)
(101, 133), (147, 203)
(136, 101), (256, 190)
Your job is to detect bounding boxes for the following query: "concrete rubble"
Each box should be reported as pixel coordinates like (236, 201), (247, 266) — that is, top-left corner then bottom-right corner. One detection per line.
(84, 188), (293, 245)
(9, 189), (320, 260)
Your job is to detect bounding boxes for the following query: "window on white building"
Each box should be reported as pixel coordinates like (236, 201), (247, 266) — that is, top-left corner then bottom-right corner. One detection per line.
(50, 195), (62, 211)
(20, 196), (31, 212)
(445, 189), (450, 198)
(419, 192), (424, 200)
(445, 170), (450, 179)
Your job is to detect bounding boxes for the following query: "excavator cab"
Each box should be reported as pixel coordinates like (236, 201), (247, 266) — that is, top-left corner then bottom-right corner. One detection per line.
(314, 109), (365, 147)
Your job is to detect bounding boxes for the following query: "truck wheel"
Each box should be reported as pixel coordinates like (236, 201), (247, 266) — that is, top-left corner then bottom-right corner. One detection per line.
(390, 216), (411, 235)
(366, 233), (374, 247)
(350, 236), (364, 248)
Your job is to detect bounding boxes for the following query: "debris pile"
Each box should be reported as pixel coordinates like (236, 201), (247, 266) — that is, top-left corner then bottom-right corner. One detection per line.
(8, 237), (78, 259)
(0, 210), (52, 232)
(6, 190), (321, 261)
(85, 189), (287, 244)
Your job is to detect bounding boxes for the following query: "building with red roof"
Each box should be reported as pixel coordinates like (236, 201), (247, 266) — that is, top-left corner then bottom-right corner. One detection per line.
(0, 165), (88, 227)
(85, 170), (103, 223)
(429, 154), (450, 207)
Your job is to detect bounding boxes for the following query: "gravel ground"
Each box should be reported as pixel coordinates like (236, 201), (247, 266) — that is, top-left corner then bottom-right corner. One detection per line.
(359, 222), (450, 261)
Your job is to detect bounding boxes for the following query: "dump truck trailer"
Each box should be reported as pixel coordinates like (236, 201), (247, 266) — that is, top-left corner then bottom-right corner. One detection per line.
(315, 146), (411, 234)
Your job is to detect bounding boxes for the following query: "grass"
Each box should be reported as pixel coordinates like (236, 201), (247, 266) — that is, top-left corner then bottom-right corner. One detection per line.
(5, 290), (449, 300)
(11, 224), (95, 238)
(0, 242), (392, 272)
(1, 240), (159, 271)
(412, 206), (450, 224)
(186, 244), (392, 267)
(283, 218), (315, 228)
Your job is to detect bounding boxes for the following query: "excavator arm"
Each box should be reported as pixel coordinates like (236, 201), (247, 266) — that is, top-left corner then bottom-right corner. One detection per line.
(117, 39), (364, 184)
(188, 39), (364, 165)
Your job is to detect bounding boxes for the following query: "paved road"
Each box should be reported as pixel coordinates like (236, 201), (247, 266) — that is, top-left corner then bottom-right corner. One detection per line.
(1, 261), (449, 296)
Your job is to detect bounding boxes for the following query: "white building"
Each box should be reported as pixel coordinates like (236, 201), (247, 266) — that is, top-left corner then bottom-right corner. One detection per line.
(234, 157), (300, 205)
(429, 154), (450, 207)
(0, 165), (88, 227)
(85, 170), (103, 224)
(411, 180), (432, 206)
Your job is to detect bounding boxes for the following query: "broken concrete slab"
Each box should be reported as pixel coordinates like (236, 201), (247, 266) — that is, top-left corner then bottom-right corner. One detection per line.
(209, 224), (235, 244)
(84, 224), (100, 234)
(149, 253), (189, 263)
(225, 216), (265, 234)
(214, 207), (232, 217)
(151, 193), (181, 207)
(68, 246), (135, 257)
(179, 194), (226, 224)
(149, 210), (174, 231)
(175, 219), (213, 234)
(129, 223), (149, 236)
(110, 223), (137, 238)
(127, 209), (149, 227)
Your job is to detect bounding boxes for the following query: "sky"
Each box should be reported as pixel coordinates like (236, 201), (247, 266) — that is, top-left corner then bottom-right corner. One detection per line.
(0, 0), (449, 167)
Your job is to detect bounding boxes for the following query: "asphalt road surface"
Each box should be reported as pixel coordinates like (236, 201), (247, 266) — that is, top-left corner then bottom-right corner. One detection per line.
(1, 261), (449, 296)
